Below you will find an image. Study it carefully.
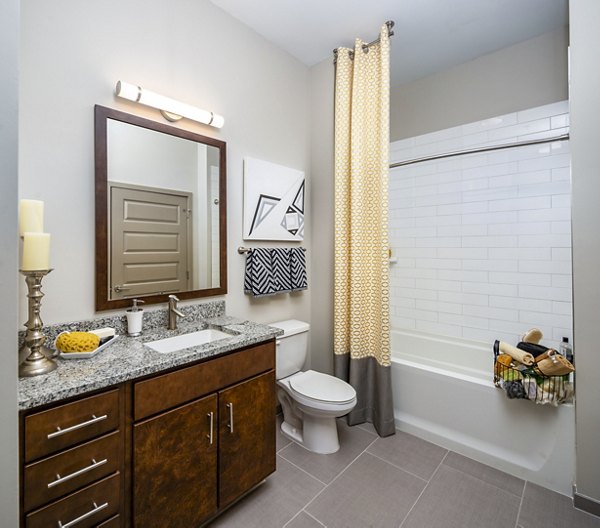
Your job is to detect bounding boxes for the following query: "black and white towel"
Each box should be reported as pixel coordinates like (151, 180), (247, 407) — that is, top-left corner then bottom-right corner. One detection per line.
(244, 248), (307, 297)
(290, 248), (307, 291)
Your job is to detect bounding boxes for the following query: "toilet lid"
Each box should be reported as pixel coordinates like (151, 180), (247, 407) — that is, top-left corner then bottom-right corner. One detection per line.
(289, 370), (356, 403)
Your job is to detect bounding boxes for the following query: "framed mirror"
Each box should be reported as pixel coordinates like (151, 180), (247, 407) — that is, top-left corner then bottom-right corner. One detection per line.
(95, 105), (227, 311)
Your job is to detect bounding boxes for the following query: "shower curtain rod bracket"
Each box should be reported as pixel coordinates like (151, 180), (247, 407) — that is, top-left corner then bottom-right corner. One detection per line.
(333, 20), (395, 62)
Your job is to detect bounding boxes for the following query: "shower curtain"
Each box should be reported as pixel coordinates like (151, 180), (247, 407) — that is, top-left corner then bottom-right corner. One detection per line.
(333, 24), (395, 437)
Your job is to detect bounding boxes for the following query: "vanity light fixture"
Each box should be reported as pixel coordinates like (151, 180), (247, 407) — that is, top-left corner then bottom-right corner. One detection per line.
(115, 80), (225, 128)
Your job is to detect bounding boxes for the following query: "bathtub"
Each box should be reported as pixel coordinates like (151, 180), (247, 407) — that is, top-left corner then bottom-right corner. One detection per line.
(391, 329), (575, 496)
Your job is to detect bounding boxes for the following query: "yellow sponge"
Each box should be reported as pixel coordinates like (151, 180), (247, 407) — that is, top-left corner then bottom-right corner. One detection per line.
(56, 332), (100, 353)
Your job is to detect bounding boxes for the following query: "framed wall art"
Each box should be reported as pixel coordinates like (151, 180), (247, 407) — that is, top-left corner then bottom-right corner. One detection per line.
(243, 157), (305, 241)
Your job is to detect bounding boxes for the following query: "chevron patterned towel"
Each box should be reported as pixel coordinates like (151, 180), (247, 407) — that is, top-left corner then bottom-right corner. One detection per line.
(244, 248), (307, 297)
(290, 248), (308, 291)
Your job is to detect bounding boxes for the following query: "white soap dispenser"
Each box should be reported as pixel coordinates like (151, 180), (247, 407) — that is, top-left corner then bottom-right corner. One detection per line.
(126, 299), (145, 337)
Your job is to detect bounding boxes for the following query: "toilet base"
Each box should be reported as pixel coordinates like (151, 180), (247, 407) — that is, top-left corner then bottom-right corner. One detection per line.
(281, 414), (341, 454)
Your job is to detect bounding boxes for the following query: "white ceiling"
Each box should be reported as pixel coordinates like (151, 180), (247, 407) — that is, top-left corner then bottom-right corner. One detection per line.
(210, 0), (568, 86)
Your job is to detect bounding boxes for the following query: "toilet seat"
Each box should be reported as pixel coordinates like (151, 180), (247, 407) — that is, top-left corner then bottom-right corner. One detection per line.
(289, 370), (356, 404)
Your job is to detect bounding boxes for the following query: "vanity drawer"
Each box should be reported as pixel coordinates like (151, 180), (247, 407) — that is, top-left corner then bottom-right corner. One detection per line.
(97, 515), (120, 527)
(25, 389), (120, 462)
(25, 472), (120, 528)
(134, 340), (275, 420)
(24, 431), (120, 512)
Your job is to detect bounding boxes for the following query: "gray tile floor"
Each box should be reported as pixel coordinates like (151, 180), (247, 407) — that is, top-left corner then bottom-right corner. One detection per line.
(209, 417), (600, 528)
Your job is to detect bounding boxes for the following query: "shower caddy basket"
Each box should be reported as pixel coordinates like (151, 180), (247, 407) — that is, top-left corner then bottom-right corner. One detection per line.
(493, 344), (574, 406)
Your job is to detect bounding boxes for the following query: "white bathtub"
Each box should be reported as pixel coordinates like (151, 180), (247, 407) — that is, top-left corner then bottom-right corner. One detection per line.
(391, 329), (575, 496)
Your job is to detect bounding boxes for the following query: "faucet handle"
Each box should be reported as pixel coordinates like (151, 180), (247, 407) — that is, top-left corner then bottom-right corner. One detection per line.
(168, 295), (180, 302)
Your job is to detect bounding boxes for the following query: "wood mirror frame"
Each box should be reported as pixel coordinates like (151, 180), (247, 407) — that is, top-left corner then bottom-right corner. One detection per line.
(94, 105), (227, 311)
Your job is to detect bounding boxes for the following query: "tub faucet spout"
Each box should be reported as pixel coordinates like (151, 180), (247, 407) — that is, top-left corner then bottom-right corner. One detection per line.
(168, 295), (186, 330)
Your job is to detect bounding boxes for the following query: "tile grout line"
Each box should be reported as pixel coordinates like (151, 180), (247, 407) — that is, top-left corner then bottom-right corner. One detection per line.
(282, 507), (327, 528)
(295, 435), (381, 521)
(443, 453), (525, 499)
(398, 450), (449, 528)
(281, 511), (301, 528)
(277, 453), (329, 487)
(514, 480), (527, 528)
(277, 441), (293, 454)
(364, 450), (429, 484)
(303, 510), (327, 527)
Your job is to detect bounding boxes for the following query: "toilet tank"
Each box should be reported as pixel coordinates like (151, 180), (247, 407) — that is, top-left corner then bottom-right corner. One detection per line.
(268, 320), (310, 380)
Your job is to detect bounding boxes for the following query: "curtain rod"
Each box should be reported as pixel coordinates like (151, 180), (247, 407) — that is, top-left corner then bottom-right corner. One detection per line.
(389, 133), (570, 169)
(333, 20), (394, 62)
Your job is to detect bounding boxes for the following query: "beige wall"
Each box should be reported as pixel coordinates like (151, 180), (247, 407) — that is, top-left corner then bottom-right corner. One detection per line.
(309, 58), (335, 373)
(19, 0), (311, 328)
(0, 0), (19, 523)
(391, 27), (569, 141)
(570, 0), (600, 505)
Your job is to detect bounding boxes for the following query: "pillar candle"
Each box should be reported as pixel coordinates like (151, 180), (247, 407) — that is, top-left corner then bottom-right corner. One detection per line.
(22, 232), (51, 271)
(19, 199), (44, 236)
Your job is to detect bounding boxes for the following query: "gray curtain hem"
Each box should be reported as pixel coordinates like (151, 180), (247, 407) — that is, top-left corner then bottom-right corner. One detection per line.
(334, 353), (395, 437)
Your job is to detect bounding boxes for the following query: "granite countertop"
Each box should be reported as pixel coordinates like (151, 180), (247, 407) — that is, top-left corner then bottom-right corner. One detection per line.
(18, 315), (283, 411)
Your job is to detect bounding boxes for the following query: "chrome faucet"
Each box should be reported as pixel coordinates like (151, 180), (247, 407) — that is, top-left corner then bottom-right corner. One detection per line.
(168, 295), (186, 330)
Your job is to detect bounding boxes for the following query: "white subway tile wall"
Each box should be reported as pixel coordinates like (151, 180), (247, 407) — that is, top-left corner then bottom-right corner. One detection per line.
(389, 101), (572, 349)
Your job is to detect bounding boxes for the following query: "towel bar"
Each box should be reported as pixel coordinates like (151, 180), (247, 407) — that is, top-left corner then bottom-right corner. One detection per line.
(238, 246), (306, 254)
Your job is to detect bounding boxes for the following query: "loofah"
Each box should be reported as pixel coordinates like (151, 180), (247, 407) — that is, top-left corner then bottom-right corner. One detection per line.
(56, 332), (100, 353)
(498, 341), (535, 366)
(522, 328), (543, 344)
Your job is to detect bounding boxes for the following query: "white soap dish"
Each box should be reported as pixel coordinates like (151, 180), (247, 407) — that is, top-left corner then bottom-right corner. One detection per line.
(55, 327), (118, 360)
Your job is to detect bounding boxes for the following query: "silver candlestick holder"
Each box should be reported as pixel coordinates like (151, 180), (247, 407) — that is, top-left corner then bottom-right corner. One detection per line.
(19, 269), (57, 377)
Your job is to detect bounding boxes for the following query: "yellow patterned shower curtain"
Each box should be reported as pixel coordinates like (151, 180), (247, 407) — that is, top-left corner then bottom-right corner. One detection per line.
(333, 24), (395, 437)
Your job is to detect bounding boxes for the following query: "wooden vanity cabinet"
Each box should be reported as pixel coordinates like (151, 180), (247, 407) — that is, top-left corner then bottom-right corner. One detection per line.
(20, 339), (276, 528)
(131, 341), (276, 527)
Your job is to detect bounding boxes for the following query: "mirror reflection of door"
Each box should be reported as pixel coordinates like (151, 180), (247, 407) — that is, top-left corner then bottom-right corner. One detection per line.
(110, 184), (192, 300)
(106, 118), (221, 302)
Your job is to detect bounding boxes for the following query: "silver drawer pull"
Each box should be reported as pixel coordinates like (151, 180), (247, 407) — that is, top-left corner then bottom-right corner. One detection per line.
(48, 458), (108, 489)
(47, 414), (108, 440)
(57, 501), (108, 528)
(226, 403), (234, 434)
(207, 412), (214, 445)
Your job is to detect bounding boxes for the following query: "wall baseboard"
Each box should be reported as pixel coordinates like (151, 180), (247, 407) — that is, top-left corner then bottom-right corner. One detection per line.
(573, 486), (600, 518)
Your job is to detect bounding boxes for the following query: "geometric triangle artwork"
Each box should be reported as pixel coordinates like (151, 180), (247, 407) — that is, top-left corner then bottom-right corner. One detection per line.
(293, 181), (305, 214)
(249, 194), (280, 235)
(281, 206), (304, 236)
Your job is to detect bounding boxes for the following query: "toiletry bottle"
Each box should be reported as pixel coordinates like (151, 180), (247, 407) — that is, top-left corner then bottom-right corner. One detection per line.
(126, 299), (145, 337)
(559, 337), (573, 364)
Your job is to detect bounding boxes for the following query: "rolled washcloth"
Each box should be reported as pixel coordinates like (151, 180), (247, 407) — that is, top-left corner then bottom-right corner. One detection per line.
(498, 341), (535, 366)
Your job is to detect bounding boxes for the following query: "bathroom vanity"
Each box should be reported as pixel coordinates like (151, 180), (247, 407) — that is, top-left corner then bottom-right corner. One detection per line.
(18, 315), (281, 527)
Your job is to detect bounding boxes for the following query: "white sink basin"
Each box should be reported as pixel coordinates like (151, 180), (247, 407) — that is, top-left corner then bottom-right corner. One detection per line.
(145, 329), (232, 354)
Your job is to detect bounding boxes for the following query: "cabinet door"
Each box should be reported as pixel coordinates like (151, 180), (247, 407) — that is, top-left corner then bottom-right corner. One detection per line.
(133, 395), (218, 528)
(218, 370), (276, 507)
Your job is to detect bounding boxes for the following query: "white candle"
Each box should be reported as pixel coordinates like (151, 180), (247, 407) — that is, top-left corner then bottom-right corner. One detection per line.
(22, 232), (51, 271)
(19, 199), (44, 236)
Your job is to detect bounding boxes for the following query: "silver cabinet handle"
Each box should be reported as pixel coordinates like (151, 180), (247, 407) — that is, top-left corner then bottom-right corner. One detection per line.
(47, 414), (108, 440)
(207, 412), (214, 445)
(48, 458), (108, 489)
(113, 285), (131, 293)
(226, 403), (234, 434)
(58, 501), (108, 528)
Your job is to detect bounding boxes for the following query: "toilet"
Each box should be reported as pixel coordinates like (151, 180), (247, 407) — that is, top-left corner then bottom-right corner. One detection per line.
(269, 319), (357, 454)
